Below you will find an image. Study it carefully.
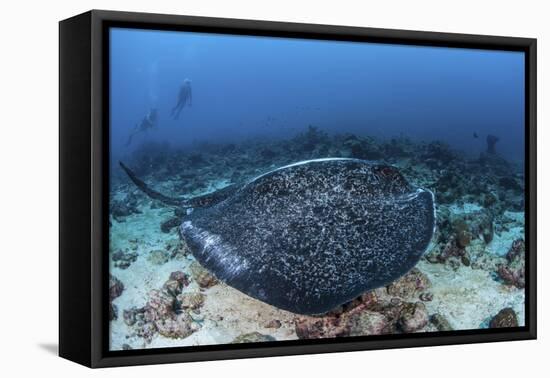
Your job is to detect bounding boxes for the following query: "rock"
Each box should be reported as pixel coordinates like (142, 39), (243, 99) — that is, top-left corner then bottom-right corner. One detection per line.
(469, 241), (505, 271)
(497, 239), (525, 288)
(124, 272), (198, 343)
(109, 274), (124, 300)
(398, 302), (429, 333)
(497, 265), (525, 289)
(109, 274), (124, 322)
(430, 313), (453, 331)
(506, 238), (525, 262)
(170, 270), (188, 281)
(294, 287), (434, 338)
(232, 332), (276, 344)
(344, 136), (383, 160)
(386, 268), (431, 298)
(478, 152), (512, 177)
(123, 307), (139, 326)
(349, 311), (389, 336)
(190, 261), (218, 288)
(430, 208), (495, 268)
(122, 344), (132, 350)
(165, 238), (189, 259)
(442, 208), (494, 249)
(143, 289), (174, 322)
(136, 321), (157, 342)
(295, 314), (351, 339)
(294, 292), (384, 339)
(111, 249), (138, 269)
(419, 292), (433, 302)
(264, 319), (282, 329)
(453, 219), (472, 248)
(110, 303), (118, 321)
(421, 141), (456, 165)
(489, 308), (518, 328)
(110, 193), (142, 221)
(155, 312), (197, 339)
(161, 217), (181, 233)
(499, 176), (522, 192)
(147, 249), (170, 265)
(438, 239), (466, 265)
(434, 171), (467, 203)
(162, 272), (189, 297)
(176, 292), (205, 311)
(482, 192), (499, 208)
(383, 137), (413, 159)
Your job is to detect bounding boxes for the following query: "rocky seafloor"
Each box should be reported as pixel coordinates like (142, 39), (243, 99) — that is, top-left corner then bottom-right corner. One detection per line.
(109, 126), (526, 350)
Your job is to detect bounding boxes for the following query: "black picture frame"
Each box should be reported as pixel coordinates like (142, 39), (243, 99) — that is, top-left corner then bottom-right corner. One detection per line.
(59, 9), (537, 368)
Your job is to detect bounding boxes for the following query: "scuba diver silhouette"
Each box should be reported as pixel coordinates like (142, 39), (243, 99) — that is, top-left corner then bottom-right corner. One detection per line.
(126, 108), (158, 146)
(171, 78), (192, 120)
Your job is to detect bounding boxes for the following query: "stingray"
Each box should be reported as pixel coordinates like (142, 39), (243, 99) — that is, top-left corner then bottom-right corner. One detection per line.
(119, 158), (435, 315)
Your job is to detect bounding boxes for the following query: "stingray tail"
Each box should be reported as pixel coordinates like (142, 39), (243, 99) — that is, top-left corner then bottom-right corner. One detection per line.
(119, 162), (183, 207)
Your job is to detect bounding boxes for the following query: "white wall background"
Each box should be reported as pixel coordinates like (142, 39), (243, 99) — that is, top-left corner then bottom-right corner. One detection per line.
(0, 0), (546, 376)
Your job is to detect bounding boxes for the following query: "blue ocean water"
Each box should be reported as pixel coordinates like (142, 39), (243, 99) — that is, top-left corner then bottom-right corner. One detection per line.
(109, 27), (525, 164)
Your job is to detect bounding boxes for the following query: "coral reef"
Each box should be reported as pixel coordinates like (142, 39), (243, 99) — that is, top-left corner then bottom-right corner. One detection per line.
(294, 269), (433, 339)
(430, 314), (453, 331)
(122, 271), (199, 342)
(109, 127), (525, 349)
(176, 292), (205, 312)
(426, 208), (495, 269)
(110, 193), (142, 222)
(111, 249), (138, 269)
(232, 332), (277, 343)
(161, 216), (181, 233)
(109, 274), (124, 321)
(264, 319), (282, 329)
(398, 302), (429, 333)
(162, 238), (190, 260)
(190, 261), (219, 289)
(497, 239), (525, 288)
(489, 308), (518, 328)
(386, 268), (431, 298)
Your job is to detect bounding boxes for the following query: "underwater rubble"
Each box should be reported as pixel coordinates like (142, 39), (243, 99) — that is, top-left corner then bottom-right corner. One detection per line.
(294, 269), (433, 338)
(122, 271), (201, 341)
(108, 128), (525, 350)
(109, 274), (124, 321)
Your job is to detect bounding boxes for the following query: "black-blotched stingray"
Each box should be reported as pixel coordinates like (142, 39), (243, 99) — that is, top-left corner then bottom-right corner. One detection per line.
(120, 158), (435, 315)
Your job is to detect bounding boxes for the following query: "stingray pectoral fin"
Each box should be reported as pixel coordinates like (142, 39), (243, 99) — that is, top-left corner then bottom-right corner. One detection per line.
(119, 161), (183, 207)
(394, 188), (436, 257)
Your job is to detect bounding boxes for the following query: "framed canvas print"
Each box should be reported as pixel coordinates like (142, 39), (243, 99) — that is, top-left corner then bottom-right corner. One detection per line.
(59, 10), (536, 368)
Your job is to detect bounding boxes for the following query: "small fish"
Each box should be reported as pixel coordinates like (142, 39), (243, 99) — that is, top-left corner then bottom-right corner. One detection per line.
(473, 132), (479, 139)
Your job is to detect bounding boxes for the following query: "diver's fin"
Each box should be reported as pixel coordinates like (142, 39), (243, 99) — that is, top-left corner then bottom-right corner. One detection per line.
(119, 162), (183, 207)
